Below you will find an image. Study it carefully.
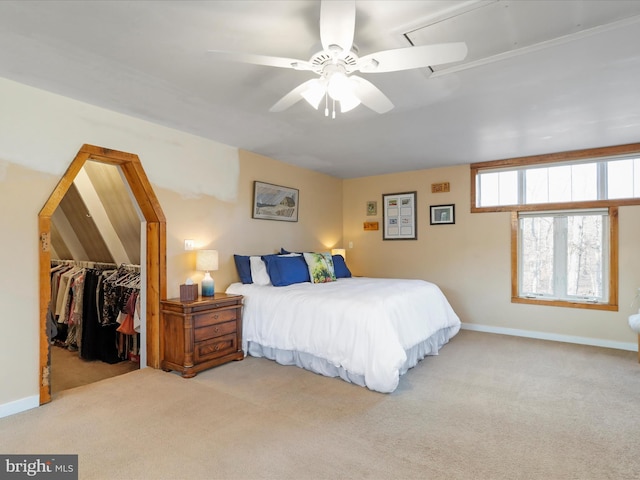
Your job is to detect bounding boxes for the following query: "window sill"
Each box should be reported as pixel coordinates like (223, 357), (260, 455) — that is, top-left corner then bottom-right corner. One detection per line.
(512, 296), (618, 311)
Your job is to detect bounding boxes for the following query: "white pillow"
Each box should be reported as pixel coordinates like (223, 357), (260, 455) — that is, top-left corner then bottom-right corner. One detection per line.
(250, 256), (271, 286)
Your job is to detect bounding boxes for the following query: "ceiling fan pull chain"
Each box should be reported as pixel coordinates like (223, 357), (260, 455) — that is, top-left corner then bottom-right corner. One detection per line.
(324, 92), (329, 117)
(332, 99), (336, 119)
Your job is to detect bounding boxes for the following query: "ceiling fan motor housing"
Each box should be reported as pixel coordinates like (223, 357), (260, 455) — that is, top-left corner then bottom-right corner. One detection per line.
(309, 45), (359, 75)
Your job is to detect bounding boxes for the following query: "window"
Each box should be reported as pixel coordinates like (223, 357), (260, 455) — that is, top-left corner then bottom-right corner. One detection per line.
(513, 208), (617, 310)
(471, 144), (631, 311)
(471, 143), (640, 212)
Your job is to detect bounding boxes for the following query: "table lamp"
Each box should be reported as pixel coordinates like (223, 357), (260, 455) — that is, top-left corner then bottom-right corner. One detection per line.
(331, 248), (346, 260)
(196, 249), (218, 297)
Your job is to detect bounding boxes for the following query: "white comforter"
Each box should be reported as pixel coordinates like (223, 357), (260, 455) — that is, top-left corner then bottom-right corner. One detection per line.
(226, 277), (461, 393)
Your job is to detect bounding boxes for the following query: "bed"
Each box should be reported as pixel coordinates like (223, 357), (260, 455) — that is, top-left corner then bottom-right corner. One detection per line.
(226, 253), (460, 393)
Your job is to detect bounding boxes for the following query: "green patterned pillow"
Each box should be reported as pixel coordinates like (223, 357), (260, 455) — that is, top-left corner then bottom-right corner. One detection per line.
(303, 252), (337, 284)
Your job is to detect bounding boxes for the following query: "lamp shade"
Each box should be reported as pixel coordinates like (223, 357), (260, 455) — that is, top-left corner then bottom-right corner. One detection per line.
(331, 248), (346, 259)
(196, 250), (219, 272)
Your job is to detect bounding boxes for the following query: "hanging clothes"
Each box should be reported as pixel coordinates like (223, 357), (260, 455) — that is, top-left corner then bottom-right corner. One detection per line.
(117, 291), (138, 336)
(79, 268), (104, 361)
(51, 260), (141, 365)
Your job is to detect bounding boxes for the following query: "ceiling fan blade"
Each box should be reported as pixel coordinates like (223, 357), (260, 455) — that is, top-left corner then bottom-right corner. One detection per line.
(349, 76), (394, 114)
(270, 79), (322, 112)
(207, 50), (313, 71)
(356, 42), (468, 73)
(320, 0), (355, 55)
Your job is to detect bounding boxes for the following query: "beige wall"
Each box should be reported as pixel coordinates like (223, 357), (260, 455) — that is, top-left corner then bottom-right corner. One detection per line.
(344, 165), (640, 347)
(160, 149), (343, 298)
(0, 78), (341, 414)
(0, 163), (60, 413)
(1, 75), (637, 417)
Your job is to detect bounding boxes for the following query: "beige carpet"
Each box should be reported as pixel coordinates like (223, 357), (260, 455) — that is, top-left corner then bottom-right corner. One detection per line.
(50, 345), (139, 395)
(1, 330), (639, 480)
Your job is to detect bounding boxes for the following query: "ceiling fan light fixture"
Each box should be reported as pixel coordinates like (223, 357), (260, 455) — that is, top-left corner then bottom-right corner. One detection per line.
(301, 81), (326, 109)
(327, 72), (353, 102)
(339, 95), (360, 113)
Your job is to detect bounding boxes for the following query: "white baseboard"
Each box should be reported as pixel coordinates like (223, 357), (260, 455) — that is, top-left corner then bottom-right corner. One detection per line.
(0, 395), (39, 419)
(461, 323), (639, 352)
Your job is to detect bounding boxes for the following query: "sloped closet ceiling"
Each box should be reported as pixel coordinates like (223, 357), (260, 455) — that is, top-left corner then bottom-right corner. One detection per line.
(51, 162), (141, 265)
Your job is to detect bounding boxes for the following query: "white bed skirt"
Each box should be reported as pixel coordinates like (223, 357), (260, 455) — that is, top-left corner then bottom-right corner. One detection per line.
(246, 323), (460, 391)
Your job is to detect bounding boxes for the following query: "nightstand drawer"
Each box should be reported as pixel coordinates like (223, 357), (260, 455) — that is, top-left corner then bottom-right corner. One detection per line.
(193, 308), (237, 328)
(194, 320), (236, 342)
(194, 334), (238, 363)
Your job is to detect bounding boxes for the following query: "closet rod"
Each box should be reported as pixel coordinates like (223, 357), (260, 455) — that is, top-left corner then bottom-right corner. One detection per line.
(119, 263), (141, 272)
(51, 259), (118, 270)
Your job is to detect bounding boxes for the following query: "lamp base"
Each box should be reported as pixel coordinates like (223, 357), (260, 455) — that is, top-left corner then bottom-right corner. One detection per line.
(201, 272), (215, 297)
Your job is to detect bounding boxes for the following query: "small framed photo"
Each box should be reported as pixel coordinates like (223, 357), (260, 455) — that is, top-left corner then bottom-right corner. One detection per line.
(383, 191), (417, 240)
(430, 204), (455, 225)
(366, 200), (377, 216)
(252, 181), (299, 222)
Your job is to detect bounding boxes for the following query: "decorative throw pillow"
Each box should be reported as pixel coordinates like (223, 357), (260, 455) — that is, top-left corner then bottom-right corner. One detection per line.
(234, 254), (253, 284)
(249, 256), (272, 286)
(303, 252), (336, 283)
(332, 254), (352, 278)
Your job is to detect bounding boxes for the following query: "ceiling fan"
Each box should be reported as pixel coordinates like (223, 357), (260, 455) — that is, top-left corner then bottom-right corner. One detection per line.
(208, 0), (468, 117)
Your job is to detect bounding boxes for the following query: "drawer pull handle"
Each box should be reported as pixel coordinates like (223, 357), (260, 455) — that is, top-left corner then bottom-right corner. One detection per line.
(214, 345), (220, 351)
(214, 327), (220, 334)
(213, 314), (219, 319)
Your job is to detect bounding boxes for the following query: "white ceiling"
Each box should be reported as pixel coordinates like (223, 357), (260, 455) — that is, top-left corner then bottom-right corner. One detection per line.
(1, 0), (639, 179)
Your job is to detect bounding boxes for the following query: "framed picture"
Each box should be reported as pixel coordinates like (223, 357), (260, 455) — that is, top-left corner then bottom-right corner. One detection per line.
(430, 204), (455, 225)
(366, 200), (377, 216)
(252, 181), (299, 222)
(382, 191), (417, 240)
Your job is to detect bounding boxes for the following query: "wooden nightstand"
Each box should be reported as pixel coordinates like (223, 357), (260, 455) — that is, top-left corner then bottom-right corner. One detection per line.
(160, 293), (243, 378)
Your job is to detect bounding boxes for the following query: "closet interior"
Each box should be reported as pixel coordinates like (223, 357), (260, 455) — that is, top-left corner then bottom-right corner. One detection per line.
(49, 260), (141, 392)
(48, 161), (142, 395)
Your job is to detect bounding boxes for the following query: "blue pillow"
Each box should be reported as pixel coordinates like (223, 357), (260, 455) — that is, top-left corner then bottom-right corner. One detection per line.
(262, 254), (310, 286)
(332, 254), (352, 278)
(234, 255), (252, 284)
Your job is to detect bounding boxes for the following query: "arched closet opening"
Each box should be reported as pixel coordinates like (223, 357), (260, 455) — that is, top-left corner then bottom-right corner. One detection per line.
(38, 144), (166, 405)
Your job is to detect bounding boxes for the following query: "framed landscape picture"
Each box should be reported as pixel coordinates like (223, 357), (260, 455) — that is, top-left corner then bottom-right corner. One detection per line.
(252, 181), (299, 222)
(382, 191), (417, 240)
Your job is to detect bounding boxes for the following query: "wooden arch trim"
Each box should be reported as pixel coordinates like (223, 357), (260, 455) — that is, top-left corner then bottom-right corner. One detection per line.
(38, 144), (166, 404)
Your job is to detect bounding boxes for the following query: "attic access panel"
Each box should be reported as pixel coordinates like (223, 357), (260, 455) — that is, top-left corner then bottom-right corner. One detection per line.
(404, 0), (640, 75)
